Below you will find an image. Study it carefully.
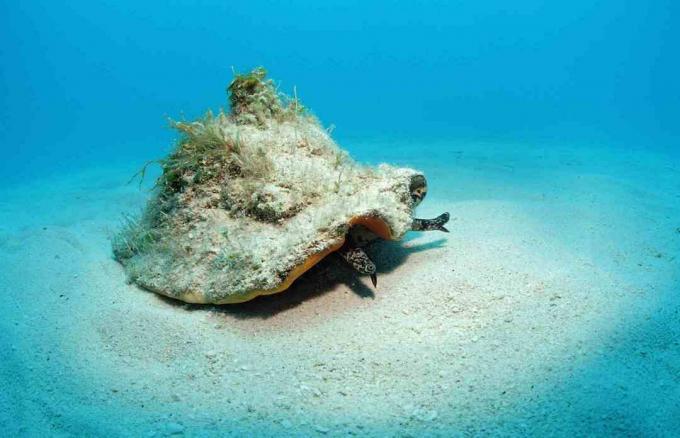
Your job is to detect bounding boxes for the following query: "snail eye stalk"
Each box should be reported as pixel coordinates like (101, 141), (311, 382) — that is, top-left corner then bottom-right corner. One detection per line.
(409, 175), (428, 206)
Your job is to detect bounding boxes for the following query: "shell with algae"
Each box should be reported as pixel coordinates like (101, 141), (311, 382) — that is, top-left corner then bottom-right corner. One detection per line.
(113, 68), (426, 304)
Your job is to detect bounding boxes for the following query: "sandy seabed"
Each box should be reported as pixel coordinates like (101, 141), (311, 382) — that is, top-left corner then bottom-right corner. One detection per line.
(1, 140), (678, 437)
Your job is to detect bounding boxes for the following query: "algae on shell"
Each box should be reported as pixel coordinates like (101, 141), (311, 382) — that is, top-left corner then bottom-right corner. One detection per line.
(113, 68), (426, 304)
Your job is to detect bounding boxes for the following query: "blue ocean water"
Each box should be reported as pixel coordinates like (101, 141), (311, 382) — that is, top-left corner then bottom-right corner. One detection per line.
(1, 1), (679, 436)
(2, 1), (678, 181)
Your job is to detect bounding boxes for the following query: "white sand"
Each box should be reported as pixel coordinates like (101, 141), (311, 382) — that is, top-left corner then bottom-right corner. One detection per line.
(1, 141), (678, 436)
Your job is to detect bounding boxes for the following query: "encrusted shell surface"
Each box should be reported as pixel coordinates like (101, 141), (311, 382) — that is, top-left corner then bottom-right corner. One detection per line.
(113, 69), (423, 304)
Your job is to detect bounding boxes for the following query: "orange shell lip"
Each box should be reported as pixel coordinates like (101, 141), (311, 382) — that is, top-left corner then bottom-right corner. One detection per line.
(177, 214), (394, 304)
(348, 215), (393, 240)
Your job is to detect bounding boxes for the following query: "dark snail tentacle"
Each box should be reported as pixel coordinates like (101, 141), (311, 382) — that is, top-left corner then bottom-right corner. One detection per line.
(412, 212), (450, 233)
(337, 245), (378, 287)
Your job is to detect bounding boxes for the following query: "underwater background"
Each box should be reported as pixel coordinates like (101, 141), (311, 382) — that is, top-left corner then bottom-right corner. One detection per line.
(1, 1), (679, 436)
